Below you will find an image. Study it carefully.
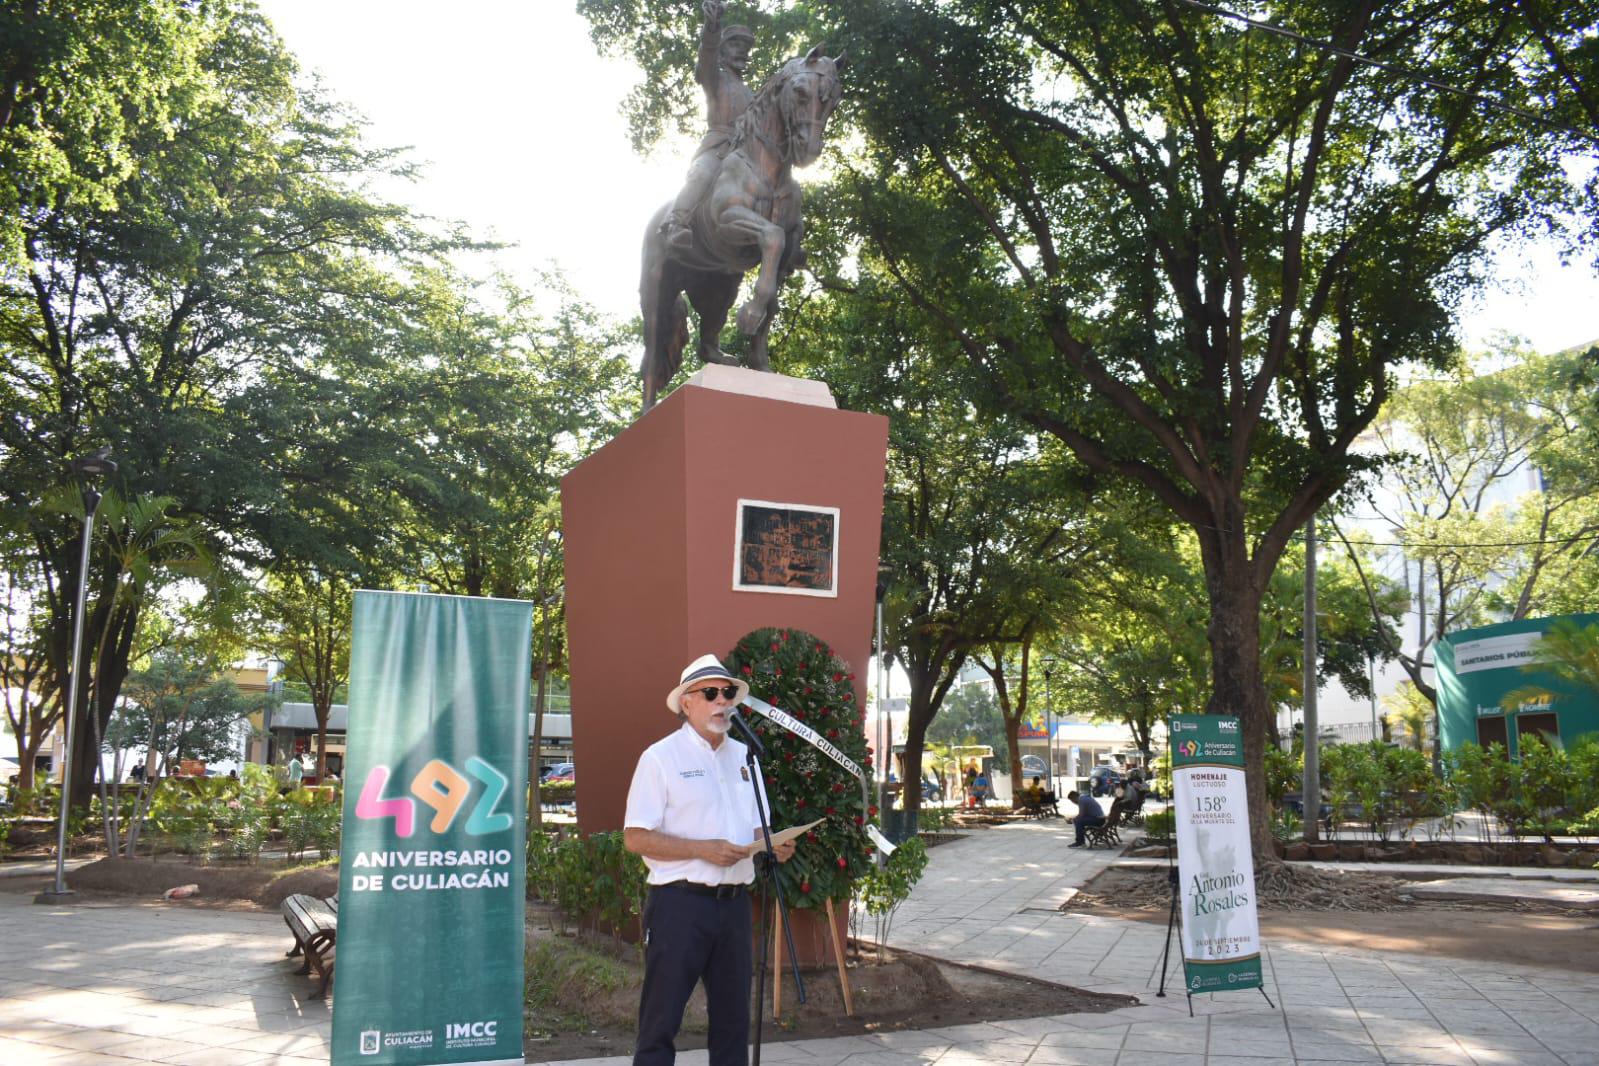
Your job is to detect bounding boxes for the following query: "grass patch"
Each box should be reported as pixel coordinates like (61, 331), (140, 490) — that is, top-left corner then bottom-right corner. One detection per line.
(267, 857), (337, 880)
(524, 934), (645, 1039)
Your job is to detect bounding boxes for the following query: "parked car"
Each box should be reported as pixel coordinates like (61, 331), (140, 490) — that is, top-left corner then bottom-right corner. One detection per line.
(1089, 764), (1123, 797)
(921, 776), (943, 802)
(541, 762), (574, 783)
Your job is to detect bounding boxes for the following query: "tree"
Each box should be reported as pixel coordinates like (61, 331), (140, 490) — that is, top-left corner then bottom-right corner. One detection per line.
(0, 0), (203, 266)
(1341, 341), (1599, 706)
(1, 3), (444, 806)
(580, 0), (1595, 861)
(1382, 681), (1431, 752)
(926, 669), (1009, 772)
(105, 649), (264, 856)
(0, 556), (57, 790)
(257, 567), (351, 782)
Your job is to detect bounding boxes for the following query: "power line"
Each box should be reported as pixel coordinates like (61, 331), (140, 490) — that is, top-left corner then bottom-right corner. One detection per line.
(1177, 0), (1599, 146)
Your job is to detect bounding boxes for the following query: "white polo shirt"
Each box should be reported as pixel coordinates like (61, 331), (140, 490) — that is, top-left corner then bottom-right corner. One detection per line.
(624, 721), (771, 886)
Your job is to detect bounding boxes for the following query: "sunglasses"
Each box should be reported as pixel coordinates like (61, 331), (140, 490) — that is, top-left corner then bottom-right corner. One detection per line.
(692, 685), (741, 702)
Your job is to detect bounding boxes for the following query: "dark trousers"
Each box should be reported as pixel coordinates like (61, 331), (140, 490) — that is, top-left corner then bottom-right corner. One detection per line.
(634, 884), (752, 1066)
(1074, 813), (1105, 844)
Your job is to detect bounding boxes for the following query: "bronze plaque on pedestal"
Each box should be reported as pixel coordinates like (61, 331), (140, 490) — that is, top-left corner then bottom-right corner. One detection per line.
(733, 500), (839, 596)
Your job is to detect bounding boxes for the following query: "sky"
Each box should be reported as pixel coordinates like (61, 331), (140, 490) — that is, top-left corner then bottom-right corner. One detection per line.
(257, 1), (1599, 352)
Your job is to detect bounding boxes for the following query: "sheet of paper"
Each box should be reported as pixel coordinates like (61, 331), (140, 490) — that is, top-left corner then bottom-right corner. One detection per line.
(864, 822), (897, 857)
(743, 817), (827, 855)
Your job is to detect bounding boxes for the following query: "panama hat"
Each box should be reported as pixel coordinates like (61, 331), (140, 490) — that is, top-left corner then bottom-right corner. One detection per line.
(666, 653), (750, 713)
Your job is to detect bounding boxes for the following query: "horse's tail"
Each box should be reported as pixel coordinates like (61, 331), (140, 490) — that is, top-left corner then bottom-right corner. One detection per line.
(640, 205), (690, 412)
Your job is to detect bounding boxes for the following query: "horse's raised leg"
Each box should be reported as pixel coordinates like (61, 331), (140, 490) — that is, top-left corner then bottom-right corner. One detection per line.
(719, 206), (787, 336)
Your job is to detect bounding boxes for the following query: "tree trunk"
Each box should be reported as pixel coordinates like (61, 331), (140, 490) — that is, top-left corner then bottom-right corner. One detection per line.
(1198, 523), (1276, 865)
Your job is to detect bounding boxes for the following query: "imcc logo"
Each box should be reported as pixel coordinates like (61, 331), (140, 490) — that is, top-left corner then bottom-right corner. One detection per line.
(1218, 720), (1238, 733)
(445, 1020), (499, 1048)
(359, 1030), (381, 1055)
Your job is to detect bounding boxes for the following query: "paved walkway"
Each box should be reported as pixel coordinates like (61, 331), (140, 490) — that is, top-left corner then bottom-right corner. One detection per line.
(3, 822), (1597, 1065)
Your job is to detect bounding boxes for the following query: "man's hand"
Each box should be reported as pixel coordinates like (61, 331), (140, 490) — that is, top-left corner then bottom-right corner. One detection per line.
(703, 0), (724, 21)
(696, 838), (749, 867)
(772, 839), (796, 863)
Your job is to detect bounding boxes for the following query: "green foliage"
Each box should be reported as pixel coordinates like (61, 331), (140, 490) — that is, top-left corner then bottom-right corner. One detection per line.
(1321, 741), (1442, 842)
(528, 830), (648, 941)
(538, 781), (576, 806)
(1143, 809), (1175, 844)
(853, 835), (929, 954)
(1264, 746), (1302, 812)
(855, 836), (928, 918)
(724, 628), (874, 908)
(276, 786), (342, 861)
(1271, 807), (1303, 843)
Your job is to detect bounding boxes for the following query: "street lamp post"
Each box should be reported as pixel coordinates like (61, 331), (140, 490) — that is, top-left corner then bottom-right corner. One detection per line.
(1043, 666), (1055, 796)
(38, 448), (116, 904)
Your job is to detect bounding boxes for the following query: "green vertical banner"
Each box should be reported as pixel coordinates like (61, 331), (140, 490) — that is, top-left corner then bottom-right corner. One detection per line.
(332, 591), (532, 1066)
(1169, 713), (1263, 996)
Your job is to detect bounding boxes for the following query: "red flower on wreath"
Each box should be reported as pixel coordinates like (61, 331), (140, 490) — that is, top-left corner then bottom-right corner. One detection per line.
(836, 856), (847, 869)
(832, 672), (843, 682)
(742, 664), (753, 675)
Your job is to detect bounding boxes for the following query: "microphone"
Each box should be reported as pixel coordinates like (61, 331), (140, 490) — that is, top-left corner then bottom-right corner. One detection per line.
(728, 704), (765, 757)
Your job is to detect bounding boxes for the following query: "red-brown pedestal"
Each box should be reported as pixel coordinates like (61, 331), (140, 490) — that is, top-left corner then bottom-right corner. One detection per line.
(562, 370), (888, 842)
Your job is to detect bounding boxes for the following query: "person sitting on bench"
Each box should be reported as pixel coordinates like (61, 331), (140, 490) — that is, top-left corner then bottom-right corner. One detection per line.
(1066, 789), (1105, 848)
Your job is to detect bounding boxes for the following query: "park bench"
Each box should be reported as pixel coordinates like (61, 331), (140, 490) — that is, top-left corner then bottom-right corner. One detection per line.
(281, 892), (338, 999)
(1015, 790), (1061, 819)
(1084, 805), (1124, 848)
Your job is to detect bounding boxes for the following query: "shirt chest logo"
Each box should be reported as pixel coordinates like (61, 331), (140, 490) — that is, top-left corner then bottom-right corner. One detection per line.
(679, 769), (706, 779)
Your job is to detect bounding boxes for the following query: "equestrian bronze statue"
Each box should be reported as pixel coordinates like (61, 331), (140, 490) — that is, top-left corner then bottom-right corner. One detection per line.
(639, 5), (845, 411)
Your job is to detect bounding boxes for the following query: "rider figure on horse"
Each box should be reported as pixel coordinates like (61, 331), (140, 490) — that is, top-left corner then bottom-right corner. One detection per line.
(662, 1), (756, 255)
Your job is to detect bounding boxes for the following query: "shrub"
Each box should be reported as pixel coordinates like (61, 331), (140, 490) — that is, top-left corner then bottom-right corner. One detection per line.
(1144, 808), (1175, 843)
(853, 835), (928, 954)
(1264, 745), (1302, 812)
(531, 830), (648, 942)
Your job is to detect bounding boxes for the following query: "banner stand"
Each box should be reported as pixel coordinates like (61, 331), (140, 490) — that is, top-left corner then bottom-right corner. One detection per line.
(1159, 714), (1276, 1016)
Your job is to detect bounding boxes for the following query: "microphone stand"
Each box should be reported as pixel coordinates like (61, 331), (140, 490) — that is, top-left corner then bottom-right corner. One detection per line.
(729, 710), (805, 1066)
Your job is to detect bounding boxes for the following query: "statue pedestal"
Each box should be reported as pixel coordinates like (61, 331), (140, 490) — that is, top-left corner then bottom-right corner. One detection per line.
(561, 372), (888, 839)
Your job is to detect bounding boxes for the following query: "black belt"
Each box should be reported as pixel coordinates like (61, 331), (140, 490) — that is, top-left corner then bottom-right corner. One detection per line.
(653, 880), (748, 899)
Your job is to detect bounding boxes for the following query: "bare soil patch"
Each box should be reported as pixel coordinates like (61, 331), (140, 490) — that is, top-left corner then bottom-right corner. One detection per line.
(1068, 865), (1599, 973)
(27, 856), (341, 908)
(524, 914), (1134, 1061)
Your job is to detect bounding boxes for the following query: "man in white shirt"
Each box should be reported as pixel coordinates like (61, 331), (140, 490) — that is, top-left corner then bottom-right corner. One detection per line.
(624, 654), (795, 1066)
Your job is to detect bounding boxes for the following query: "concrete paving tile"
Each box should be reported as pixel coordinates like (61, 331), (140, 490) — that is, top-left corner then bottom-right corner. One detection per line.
(153, 1048), (274, 1066)
(835, 1052), (936, 1066)
(1117, 1054), (1204, 1066)
(1461, 1053), (1567, 1066)
(862, 1030), (954, 1051)
(215, 1030), (328, 1055)
(1378, 1046), (1473, 1065)
(88, 1036), (213, 1062)
(1291, 1044), (1384, 1063)
(1038, 1027), (1128, 1049)
(1027, 1045), (1121, 1065)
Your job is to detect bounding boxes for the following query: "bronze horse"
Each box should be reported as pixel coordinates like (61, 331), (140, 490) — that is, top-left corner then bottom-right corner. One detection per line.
(639, 47), (845, 411)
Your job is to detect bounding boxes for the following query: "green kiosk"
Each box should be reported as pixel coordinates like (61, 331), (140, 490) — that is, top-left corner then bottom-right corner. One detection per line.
(1435, 613), (1599, 756)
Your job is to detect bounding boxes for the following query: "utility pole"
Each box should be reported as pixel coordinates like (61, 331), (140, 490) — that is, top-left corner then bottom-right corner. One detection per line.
(1302, 515), (1320, 843)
